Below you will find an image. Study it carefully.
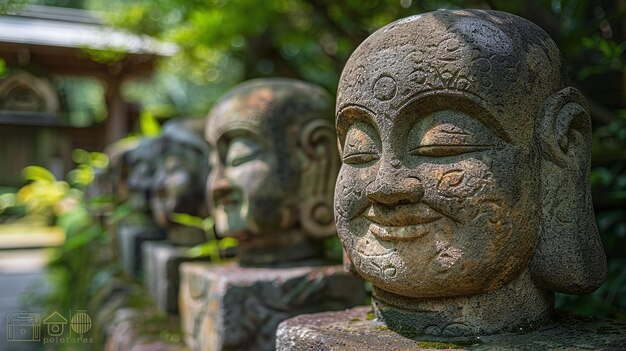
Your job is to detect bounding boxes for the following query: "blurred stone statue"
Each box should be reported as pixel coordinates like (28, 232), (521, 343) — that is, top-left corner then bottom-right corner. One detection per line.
(126, 138), (160, 217)
(106, 138), (140, 205)
(151, 118), (211, 246)
(115, 137), (165, 277)
(205, 78), (339, 266)
(179, 78), (365, 351)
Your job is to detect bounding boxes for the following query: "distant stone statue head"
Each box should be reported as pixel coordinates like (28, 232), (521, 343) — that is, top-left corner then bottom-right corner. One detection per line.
(335, 9), (606, 336)
(206, 78), (338, 266)
(127, 137), (160, 214)
(151, 118), (211, 246)
(106, 139), (140, 204)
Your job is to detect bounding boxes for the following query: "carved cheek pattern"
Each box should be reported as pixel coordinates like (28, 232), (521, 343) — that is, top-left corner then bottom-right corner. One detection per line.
(334, 169), (371, 223)
(435, 166), (488, 200)
(359, 252), (405, 280)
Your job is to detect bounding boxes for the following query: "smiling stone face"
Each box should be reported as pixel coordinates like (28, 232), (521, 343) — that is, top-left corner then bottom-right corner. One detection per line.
(336, 101), (540, 298)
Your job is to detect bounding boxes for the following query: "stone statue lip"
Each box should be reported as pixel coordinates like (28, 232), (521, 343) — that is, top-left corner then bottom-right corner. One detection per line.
(364, 203), (441, 241)
(213, 189), (241, 207)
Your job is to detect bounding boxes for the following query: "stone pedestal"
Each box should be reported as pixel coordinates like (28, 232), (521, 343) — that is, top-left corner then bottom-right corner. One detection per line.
(178, 262), (366, 351)
(142, 241), (209, 314)
(118, 224), (166, 278)
(105, 308), (187, 351)
(276, 307), (626, 350)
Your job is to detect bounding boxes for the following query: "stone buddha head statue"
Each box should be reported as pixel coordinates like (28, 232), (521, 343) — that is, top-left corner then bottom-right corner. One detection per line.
(335, 9), (607, 336)
(151, 118), (211, 246)
(127, 137), (160, 215)
(205, 78), (338, 266)
(106, 139), (140, 204)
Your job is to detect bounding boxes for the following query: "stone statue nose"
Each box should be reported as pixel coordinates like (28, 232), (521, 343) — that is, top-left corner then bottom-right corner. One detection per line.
(152, 171), (166, 191)
(211, 172), (234, 200)
(366, 176), (424, 206)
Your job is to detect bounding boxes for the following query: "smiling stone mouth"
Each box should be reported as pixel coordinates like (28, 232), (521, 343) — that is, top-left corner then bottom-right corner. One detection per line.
(362, 203), (441, 241)
(364, 203), (441, 227)
(368, 222), (436, 241)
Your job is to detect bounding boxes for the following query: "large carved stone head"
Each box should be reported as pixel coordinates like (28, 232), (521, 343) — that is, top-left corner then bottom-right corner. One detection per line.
(336, 9), (606, 334)
(151, 118), (211, 245)
(206, 78), (338, 266)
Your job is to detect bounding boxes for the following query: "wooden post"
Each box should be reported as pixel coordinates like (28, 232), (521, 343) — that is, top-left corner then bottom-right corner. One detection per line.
(105, 77), (128, 144)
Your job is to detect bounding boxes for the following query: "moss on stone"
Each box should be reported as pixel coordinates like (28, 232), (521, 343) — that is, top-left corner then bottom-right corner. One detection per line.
(415, 338), (482, 349)
(416, 341), (463, 349)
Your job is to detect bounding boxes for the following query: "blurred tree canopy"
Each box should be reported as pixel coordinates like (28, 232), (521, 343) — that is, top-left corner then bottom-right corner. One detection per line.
(97, 1), (626, 117)
(11, 0), (625, 121)
(5, 0), (626, 319)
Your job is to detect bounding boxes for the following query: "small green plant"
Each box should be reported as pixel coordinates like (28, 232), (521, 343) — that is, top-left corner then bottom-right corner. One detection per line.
(169, 213), (237, 262)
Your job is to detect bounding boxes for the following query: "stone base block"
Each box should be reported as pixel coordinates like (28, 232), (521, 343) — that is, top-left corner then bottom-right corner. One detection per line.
(105, 308), (187, 351)
(118, 224), (166, 277)
(276, 306), (626, 350)
(142, 241), (209, 314)
(179, 262), (366, 351)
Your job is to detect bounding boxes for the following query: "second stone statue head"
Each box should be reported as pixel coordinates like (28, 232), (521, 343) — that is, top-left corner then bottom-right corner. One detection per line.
(205, 78), (339, 266)
(151, 118), (211, 245)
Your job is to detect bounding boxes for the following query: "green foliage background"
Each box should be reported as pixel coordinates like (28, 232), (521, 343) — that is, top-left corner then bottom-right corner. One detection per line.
(4, 0), (625, 320)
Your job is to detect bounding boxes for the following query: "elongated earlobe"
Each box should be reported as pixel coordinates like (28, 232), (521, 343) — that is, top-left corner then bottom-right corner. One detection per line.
(530, 87), (607, 294)
(297, 119), (341, 238)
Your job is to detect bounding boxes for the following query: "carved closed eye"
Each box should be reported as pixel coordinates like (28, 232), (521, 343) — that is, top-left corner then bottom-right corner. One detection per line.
(407, 111), (497, 158)
(410, 144), (492, 157)
(225, 137), (262, 167)
(342, 122), (380, 165)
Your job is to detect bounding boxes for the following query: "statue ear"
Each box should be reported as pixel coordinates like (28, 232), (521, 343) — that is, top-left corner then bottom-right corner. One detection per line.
(297, 119), (340, 238)
(530, 87), (607, 294)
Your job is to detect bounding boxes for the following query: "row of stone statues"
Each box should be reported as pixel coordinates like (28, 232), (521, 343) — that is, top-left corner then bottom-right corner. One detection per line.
(100, 8), (624, 351)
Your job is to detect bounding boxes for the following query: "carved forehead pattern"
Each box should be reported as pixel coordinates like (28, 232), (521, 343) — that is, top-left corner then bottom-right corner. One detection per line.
(207, 78), (333, 143)
(337, 9), (563, 141)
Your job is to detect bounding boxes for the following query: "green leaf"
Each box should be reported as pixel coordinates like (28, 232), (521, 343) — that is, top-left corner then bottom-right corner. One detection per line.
(218, 237), (238, 250)
(170, 213), (205, 228)
(188, 240), (220, 261)
(140, 110), (161, 136)
(21, 166), (57, 183)
(201, 217), (215, 232)
(0, 58), (6, 78)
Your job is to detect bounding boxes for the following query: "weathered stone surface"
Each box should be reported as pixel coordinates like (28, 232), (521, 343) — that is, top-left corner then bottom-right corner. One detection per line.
(106, 138), (140, 205)
(205, 78), (339, 266)
(127, 138), (161, 214)
(105, 308), (187, 351)
(333, 9), (607, 336)
(151, 118), (211, 246)
(276, 307), (626, 351)
(114, 136), (166, 278)
(178, 262), (365, 351)
(142, 241), (209, 314)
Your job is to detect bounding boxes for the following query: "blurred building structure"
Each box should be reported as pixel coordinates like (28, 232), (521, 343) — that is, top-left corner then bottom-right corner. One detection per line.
(0, 5), (175, 187)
